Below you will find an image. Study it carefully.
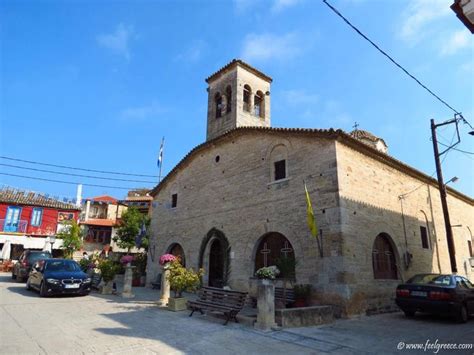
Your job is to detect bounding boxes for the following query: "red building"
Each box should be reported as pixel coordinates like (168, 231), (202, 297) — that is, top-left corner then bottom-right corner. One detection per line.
(0, 187), (81, 259)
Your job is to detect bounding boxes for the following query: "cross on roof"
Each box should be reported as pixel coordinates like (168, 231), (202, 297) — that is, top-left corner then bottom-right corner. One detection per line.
(353, 122), (359, 130)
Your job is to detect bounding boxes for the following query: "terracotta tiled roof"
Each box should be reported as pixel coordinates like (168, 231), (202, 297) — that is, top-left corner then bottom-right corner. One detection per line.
(149, 126), (473, 205)
(80, 219), (115, 227)
(86, 195), (118, 203)
(124, 196), (153, 202)
(0, 187), (80, 210)
(206, 59), (273, 84)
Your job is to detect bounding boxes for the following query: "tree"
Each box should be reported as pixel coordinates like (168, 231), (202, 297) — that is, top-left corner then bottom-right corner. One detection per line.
(113, 207), (150, 253)
(57, 220), (83, 259)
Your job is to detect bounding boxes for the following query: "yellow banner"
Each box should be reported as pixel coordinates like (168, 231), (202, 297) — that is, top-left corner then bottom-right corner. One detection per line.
(305, 183), (318, 237)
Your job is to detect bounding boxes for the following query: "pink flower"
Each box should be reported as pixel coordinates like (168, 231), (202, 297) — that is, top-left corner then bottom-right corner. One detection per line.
(159, 254), (176, 265)
(120, 255), (134, 264)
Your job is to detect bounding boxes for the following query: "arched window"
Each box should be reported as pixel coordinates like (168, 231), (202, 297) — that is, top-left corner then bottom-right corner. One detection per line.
(168, 243), (186, 266)
(372, 234), (398, 279)
(243, 85), (251, 112)
(215, 93), (222, 118)
(254, 91), (264, 118)
(226, 85), (232, 113)
(255, 232), (295, 278)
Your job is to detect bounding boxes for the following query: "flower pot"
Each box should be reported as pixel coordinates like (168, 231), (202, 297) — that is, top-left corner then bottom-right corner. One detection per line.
(101, 281), (113, 295)
(168, 297), (187, 312)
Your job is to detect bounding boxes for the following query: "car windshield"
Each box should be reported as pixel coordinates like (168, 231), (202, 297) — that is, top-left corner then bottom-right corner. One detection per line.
(28, 252), (52, 262)
(407, 274), (453, 286)
(45, 260), (81, 272)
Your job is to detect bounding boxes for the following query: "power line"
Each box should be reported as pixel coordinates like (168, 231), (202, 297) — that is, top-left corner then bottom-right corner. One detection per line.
(437, 141), (474, 155)
(321, 0), (461, 115)
(0, 156), (158, 178)
(0, 163), (156, 184)
(0, 172), (142, 191)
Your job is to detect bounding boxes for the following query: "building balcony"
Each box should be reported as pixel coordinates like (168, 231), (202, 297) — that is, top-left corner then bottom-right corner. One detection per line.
(0, 219), (28, 233)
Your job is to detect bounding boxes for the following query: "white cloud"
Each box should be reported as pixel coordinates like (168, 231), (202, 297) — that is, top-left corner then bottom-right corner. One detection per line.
(440, 30), (471, 56)
(241, 32), (302, 62)
(120, 102), (164, 121)
(97, 23), (134, 60)
(176, 40), (207, 62)
(398, 0), (451, 43)
(271, 0), (301, 13)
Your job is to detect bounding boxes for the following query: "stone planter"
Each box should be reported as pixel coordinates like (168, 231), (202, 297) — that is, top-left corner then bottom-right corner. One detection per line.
(101, 281), (113, 295)
(275, 306), (334, 328)
(168, 297), (187, 312)
(254, 278), (278, 331)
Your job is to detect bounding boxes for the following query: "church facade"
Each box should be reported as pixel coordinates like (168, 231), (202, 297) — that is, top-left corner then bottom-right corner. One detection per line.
(147, 60), (474, 316)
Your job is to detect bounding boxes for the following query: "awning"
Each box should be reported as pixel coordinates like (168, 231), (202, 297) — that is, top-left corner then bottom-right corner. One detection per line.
(0, 234), (64, 250)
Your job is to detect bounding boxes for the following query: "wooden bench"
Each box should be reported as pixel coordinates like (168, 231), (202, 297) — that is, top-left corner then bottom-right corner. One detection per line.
(187, 286), (248, 325)
(275, 287), (295, 306)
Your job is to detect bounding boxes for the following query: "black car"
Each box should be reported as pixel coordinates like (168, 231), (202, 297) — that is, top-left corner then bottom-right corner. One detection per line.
(395, 273), (474, 323)
(26, 259), (92, 297)
(12, 250), (52, 282)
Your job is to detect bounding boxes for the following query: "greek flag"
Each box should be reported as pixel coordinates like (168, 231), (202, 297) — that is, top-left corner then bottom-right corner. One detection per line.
(157, 137), (164, 168)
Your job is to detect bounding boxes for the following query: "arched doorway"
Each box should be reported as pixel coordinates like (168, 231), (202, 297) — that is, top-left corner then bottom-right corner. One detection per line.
(208, 239), (224, 287)
(167, 243), (186, 267)
(254, 232), (295, 279)
(199, 228), (229, 288)
(372, 233), (398, 280)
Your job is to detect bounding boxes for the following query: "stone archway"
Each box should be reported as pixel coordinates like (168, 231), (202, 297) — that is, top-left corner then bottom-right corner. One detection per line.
(253, 232), (295, 279)
(199, 228), (229, 288)
(166, 242), (186, 267)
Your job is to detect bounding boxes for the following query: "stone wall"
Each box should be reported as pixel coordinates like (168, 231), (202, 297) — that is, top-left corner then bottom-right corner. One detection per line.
(147, 131), (342, 295)
(334, 140), (474, 315)
(146, 130), (473, 317)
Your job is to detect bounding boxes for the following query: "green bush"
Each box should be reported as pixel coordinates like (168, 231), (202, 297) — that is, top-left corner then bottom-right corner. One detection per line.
(98, 259), (119, 282)
(294, 284), (312, 300)
(167, 259), (204, 298)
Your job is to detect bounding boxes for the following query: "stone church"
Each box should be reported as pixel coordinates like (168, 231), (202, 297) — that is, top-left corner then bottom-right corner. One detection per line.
(147, 59), (474, 316)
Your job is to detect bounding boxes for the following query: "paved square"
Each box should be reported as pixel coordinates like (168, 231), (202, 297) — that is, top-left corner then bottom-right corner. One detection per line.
(0, 273), (472, 354)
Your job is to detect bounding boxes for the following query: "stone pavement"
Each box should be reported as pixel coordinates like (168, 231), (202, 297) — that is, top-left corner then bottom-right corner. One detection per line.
(0, 273), (473, 354)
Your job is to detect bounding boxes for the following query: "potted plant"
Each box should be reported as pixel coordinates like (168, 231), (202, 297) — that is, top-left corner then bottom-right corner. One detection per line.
(133, 252), (148, 286)
(275, 256), (297, 307)
(167, 259), (204, 311)
(293, 284), (312, 307)
(98, 259), (118, 295)
(255, 265), (280, 281)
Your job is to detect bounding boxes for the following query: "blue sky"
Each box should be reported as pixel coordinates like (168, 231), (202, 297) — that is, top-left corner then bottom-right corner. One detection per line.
(1, 0), (473, 201)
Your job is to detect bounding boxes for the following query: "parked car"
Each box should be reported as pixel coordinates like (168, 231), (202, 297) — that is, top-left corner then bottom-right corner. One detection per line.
(395, 273), (474, 323)
(11, 250), (52, 282)
(26, 259), (91, 297)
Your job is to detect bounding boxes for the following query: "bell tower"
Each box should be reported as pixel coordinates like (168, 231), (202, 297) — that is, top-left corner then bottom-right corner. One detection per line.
(205, 59), (272, 141)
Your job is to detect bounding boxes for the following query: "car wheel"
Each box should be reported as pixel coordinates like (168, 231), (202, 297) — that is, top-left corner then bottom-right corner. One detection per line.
(404, 310), (416, 318)
(457, 305), (468, 323)
(26, 279), (32, 291)
(39, 282), (48, 298)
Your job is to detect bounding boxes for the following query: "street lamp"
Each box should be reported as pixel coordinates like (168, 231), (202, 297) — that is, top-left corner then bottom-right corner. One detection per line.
(49, 235), (56, 255)
(445, 176), (459, 186)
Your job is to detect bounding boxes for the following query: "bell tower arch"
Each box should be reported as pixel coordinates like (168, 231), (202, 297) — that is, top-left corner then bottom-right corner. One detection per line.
(205, 59), (272, 141)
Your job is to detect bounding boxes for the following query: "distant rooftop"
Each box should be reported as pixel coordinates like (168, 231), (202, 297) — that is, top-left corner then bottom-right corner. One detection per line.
(0, 187), (80, 210)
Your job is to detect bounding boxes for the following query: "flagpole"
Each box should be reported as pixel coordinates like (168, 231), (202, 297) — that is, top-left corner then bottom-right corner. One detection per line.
(158, 136), (164, 183)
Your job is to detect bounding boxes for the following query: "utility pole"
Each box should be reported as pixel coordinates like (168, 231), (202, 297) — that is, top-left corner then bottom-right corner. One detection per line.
(430, 118), (458, 273)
